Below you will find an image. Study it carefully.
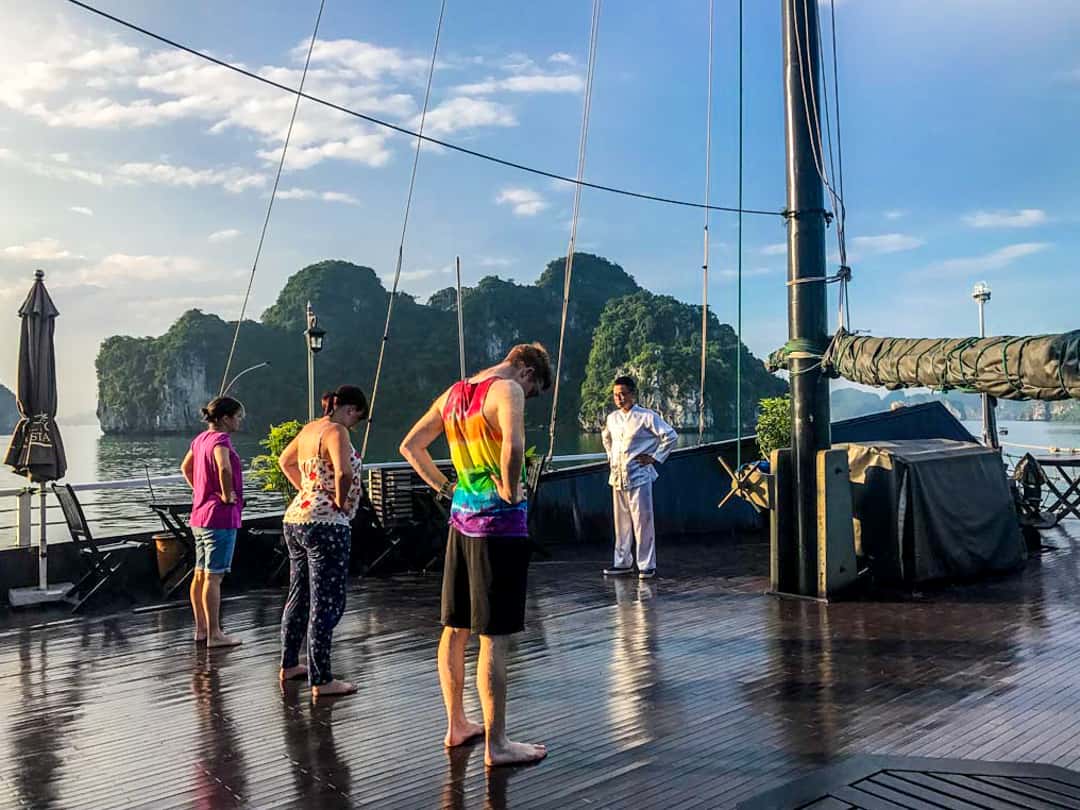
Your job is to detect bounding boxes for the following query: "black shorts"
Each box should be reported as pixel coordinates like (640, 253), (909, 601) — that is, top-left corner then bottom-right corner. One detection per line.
(441, 528), (531, 636)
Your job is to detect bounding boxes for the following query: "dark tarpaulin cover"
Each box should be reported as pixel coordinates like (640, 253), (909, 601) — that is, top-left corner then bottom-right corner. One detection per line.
(842, 438), (1023, 585)
(821, 328), (1080, 401)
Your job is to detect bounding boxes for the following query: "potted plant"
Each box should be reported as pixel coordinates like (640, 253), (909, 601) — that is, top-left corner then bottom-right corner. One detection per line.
(250, 420), (304, 506)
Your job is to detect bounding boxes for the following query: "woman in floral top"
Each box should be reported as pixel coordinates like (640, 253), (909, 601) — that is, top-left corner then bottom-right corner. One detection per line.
(277, 384), (367, 698)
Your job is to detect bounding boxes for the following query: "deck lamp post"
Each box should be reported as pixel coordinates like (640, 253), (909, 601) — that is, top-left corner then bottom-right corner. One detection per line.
(305, 301), (326, 421)
(972, 282), (998, 449)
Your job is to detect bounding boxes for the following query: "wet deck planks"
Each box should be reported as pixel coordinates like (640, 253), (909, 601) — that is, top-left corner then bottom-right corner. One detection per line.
(2, 522), (1080, 809)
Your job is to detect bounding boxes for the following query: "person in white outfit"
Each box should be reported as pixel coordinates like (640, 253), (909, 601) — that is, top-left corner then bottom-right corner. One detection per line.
(601, 376), (678, 580)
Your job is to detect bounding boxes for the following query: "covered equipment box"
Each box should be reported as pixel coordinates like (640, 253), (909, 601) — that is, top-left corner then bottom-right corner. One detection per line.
(841, 438), (1024, 585)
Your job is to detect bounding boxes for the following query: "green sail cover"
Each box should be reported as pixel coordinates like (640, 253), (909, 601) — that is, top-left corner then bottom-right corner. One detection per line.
(820, 329), (1080, 401)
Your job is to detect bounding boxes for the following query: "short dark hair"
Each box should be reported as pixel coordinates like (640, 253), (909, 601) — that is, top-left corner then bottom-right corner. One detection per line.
(201, 396), (244, 423)
(505, 342), (554, 391)
(613, 375), (637, 393)
(323, 385), (369, 418)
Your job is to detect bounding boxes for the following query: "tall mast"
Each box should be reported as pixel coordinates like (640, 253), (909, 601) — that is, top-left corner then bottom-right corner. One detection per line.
(782, 0), (831, 596)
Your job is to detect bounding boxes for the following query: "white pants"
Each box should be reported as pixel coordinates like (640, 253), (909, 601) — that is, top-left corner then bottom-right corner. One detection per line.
(612, 483), (656, 571)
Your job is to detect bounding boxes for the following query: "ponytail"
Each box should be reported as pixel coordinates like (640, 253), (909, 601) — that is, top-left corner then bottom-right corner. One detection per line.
(202, 396), (244, 424)
(321, 384), (369, 419)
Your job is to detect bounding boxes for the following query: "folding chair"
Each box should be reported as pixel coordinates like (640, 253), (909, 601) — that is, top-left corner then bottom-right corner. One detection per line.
(52, 484), (147, 612)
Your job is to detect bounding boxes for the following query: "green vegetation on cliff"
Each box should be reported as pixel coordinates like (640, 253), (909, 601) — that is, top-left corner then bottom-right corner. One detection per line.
(96, 254), (786, 437)
(580, 291), (787, 432)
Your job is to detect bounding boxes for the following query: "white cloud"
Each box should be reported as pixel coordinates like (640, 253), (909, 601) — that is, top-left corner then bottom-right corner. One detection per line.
(0, 22), (523, 173)
(884, 209), (907, 220)
(3, 238), (81, 261)
(297, 39), (430, 81)
(278, 188), (360, 205)
(549, 52), (576, 65)
(67, 44), (141, 72)
(116, 161), (267, 193)
(850, 233), (925, 255)
(478, 256), (514, 267)
(260, 132), (392, 170)
(455, 74), (584, 95)
(69, 206), (93, 216)
(963, 209), (1048, 228)
(760, 243), (787, 256)
(496, 187), (548, 217)
(0, 147), (106, 185)
(927, 242), (1050, 276)
(208, 228), (240, 243)
(420, 97), (517, 135)
(75, 253), (220, 285)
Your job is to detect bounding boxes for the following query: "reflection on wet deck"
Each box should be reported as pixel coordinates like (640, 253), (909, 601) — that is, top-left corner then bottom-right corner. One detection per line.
(3, 523), (1080, 809)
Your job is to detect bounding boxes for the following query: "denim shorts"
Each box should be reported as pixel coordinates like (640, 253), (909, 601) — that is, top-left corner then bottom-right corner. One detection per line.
(193, 528), (238, 574)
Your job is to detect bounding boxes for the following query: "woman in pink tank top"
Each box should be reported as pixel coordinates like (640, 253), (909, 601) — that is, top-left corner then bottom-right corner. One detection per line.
(180, 396), (245, 648)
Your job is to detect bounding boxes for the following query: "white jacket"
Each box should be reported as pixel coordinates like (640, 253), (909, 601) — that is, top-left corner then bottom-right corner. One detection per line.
(602, 405), (678, 490)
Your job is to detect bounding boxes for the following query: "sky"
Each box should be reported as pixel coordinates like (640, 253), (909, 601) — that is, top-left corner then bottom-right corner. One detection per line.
(1, 0), (1078, 418)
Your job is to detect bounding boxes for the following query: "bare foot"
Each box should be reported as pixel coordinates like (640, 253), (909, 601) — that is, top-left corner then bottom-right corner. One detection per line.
(207, 632), (242, 648)
(485, 740), (547, 767)
(445, 720), (485, 748)
(193, 633), (207, 644)
(312, 679), (357, 699)
(279, 665), (307, 682)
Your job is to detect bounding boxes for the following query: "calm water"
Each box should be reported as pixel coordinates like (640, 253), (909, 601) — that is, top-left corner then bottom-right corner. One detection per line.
(0, 423), (718, 540)
(3, 418), (1078, 541)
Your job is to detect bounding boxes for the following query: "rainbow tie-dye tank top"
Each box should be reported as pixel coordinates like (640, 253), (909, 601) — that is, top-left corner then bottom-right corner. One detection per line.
(442, 377), (528, 538)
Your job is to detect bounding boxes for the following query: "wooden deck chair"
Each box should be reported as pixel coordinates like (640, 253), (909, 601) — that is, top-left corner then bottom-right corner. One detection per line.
(52, 484), (146, 612)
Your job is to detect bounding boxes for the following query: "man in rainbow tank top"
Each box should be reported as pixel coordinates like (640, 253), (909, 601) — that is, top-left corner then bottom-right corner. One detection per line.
(400, 343), (553, 767)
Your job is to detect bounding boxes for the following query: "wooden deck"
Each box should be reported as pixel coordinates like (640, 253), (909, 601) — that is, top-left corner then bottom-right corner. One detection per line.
(3, 522), (1080, 809)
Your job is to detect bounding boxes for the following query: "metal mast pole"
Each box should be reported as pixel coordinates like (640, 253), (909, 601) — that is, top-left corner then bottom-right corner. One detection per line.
(782, 0), (831, 596)
(306, 301), (315, 422)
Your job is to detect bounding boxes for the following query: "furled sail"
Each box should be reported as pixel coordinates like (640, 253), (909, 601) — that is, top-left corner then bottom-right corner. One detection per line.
(817, 329), (1080, 401)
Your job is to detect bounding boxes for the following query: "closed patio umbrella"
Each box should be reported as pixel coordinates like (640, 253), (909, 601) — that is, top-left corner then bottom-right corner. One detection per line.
(4, 270), (71, 602)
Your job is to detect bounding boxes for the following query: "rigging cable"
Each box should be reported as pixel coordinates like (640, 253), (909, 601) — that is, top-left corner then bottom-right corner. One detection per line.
(545, 0), (601, 465)
(698, 0), (714, 447)
(218, 0), (326, 394)
(826, 0), (851, 330)
(360, 0), (447, 460)
(62, 0), (778, 218)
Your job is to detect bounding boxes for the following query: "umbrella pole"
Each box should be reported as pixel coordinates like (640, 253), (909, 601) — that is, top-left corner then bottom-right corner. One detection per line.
(38, 483), (48, 590)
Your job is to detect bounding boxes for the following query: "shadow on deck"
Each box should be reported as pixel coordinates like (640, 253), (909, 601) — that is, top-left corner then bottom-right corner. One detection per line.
(3, 521), (1080, 809)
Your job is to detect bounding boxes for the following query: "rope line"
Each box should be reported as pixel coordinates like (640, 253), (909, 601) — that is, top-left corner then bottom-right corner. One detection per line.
(546, 0), (601, 464)
(698, 0), (714, 446)
(218, 0), (326, 394)
(361, 0), (447, 460)
(62, 0), (778, 218)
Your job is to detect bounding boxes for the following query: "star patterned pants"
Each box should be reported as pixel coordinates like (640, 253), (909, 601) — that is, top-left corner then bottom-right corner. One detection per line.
(280, 522), (352, 686)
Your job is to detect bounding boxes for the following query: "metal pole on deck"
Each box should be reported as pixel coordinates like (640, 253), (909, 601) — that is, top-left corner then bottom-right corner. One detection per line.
(38, 483), (48, 589)
(455, 257), (466, 382)
(782, 0), (831, 596)
(306, 302), (315, 422)
(972, 282), (999, 449)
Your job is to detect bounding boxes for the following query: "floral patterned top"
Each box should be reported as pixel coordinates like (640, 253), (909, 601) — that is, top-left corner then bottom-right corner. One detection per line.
(283, 426), (363, 527)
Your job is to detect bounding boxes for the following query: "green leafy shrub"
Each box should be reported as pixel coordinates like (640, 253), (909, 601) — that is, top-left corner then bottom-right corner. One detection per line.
(250, 420), (304, 505)
(755, 395), (791, 460)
